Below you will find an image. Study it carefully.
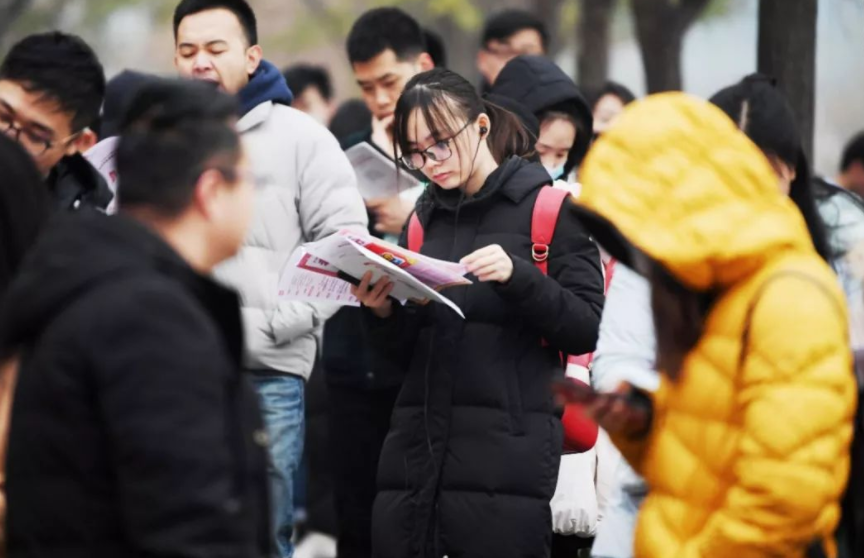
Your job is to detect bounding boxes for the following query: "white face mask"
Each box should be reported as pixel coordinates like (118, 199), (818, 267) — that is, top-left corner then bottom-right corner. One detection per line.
(545, 164), (566, 181)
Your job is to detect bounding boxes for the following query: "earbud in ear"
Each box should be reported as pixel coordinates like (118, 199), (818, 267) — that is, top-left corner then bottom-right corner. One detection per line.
(479, 126), (488, 136)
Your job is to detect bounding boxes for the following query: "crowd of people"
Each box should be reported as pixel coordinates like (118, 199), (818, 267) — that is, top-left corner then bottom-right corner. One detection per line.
(0, 1), (862, 558)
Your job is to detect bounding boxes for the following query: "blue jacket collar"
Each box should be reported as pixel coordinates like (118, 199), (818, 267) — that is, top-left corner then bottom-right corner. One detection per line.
(238, 60), (293, 117)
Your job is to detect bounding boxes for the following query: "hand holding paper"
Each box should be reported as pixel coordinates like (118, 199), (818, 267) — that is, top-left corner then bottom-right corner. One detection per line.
(278, 230), (471, 318)
(351, 272), (394, 318)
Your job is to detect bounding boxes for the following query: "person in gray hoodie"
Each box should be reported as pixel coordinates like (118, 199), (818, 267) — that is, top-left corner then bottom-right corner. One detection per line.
(173, 1), (368, 556)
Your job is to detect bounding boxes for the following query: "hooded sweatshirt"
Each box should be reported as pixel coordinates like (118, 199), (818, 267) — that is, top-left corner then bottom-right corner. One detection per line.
(576, 93), (856, 558)
(212, 60), (367, 378)
(490, 55), (593, 176)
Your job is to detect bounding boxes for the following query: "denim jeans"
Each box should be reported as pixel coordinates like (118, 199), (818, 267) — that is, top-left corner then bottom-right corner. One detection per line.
(249, 372), (306, 558)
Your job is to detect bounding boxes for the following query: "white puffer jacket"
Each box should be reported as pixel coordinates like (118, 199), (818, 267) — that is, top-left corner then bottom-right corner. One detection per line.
(214, 101), (367, 379)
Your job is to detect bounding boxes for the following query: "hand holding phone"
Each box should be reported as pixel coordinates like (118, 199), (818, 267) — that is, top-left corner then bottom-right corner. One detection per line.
(553, 378), (653, 438)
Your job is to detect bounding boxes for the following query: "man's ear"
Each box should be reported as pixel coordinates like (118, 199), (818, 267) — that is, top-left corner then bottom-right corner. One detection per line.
(417, 52), (435, 71)
(191, 168), (224, 220)
(245, 44), (263, 76)
(67, 128), (98, 156)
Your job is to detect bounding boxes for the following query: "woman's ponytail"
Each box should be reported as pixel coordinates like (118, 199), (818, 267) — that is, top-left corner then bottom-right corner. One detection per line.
(482, 99), (535, 163)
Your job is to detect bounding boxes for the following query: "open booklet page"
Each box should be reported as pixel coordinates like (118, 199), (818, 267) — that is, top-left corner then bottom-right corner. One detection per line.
(278, 230), (471, 318)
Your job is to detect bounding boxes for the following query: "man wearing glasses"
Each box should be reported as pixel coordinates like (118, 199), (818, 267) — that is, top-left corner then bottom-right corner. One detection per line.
(0, 32), (111, 211)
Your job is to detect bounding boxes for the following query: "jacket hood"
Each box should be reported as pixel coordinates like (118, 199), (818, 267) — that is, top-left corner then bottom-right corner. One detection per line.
(576, 92), (814, 291)
(491, 55), (593, 174)
(238, 60), (294, 117)
(0, 213), (206, 355)
(48, 154), (114, 211)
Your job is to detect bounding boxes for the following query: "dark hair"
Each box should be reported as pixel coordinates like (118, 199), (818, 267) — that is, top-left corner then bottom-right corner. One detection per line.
(394, 68), (534, 172)
(423, 28), (447, 68)
(329, 98), (372, 143)
(841, 132), (864, 172)
(650, 262), (715, 381)
(0, 31), (105, 132)
(116, 78), (240, 217)
(283, 64), (333, 101)
(173, 0), (258, 46)
(710, 73), (831, 262)
(482, 9), (549, 51)
(347, 8), (427, 64)
(539, 109), (577, 128)
(98, 70), (158, 139)
(589, 81), (636, 110)
(0, 135), (50, 296)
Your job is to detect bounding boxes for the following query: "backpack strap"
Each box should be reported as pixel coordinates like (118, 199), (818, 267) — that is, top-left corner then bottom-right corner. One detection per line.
(407, 211), (424, 253)
(531, 186), (570, 275)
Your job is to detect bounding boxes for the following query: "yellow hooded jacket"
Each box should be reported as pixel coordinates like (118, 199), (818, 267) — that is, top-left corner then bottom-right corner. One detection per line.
(578, 93), (857, 558)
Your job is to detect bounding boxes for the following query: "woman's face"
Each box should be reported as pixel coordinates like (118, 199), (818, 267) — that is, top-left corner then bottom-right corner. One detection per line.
(593, 93), (626, 135)
(767, 156), (796, 196)
(404, 107), (481, 190)
(537, 117), (576, 173)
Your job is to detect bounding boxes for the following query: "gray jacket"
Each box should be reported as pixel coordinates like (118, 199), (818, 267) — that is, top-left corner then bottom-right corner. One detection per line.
(214, 101), (367, 379)
(591, 264), (658, 558)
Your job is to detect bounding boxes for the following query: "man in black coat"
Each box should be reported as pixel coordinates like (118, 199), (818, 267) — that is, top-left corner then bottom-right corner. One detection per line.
(0, 79), (270, 558)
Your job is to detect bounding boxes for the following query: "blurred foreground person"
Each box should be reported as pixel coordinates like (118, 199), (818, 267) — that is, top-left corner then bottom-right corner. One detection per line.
(0, 135), (50, 296)
(591, 74), (847, 557)
(0, 79), (270, 558)
(578, 92), (856, 558)
(0, 136), (50, 549)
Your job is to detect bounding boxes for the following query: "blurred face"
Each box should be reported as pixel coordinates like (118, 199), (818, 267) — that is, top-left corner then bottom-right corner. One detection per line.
(477, 28), (544, 85)
(353, 49), (429, 120)
(537, 117), (576, 173)
(293, 86), (333, 126)
(402, 105), (486, 191)
(767, 156), (796, 197)
(0, 79), (96, 176)
(175, 8), (262, 95)
(593, 93), (626, 136)
(840, 161), (864, 197)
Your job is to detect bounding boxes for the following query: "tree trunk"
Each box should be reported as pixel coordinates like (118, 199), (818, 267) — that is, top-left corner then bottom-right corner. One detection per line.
(758, 0), (817, 161)
(632, 0), (711, 93)
(577, 0), (615, 91)
(0, 0), (32, 47)
(534, 0), (566, 56)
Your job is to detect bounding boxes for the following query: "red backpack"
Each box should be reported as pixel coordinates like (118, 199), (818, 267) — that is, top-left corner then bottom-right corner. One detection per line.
(407, 185), (600, 454)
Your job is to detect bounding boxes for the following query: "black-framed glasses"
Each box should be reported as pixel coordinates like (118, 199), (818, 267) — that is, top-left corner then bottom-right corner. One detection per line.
(0, 106), (80, 157)
(400, 120), (472, 171)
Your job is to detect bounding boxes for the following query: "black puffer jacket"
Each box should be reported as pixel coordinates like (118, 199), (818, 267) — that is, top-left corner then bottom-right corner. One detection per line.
(47, 154), (113, 211)
(368, 157), (604, 558)
(0, 213), (270, 558)
(491, 56), (594, 176)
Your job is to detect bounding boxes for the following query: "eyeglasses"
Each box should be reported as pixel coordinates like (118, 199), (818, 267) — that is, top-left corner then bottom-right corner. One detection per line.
(400, 121), (472, 171)
(0, 106), (80, 157)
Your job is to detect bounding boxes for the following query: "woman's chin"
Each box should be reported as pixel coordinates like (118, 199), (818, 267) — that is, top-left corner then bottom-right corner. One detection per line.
(431, 172), (461, 189)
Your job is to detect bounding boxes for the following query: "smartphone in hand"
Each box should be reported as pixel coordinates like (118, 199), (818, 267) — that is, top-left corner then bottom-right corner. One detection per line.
(552, 377), (653, 437)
